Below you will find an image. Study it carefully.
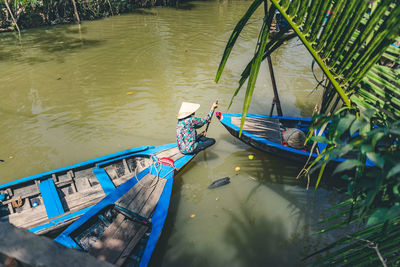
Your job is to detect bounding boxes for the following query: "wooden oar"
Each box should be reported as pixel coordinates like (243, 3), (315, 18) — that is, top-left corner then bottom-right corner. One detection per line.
(203, 100), (218, 136)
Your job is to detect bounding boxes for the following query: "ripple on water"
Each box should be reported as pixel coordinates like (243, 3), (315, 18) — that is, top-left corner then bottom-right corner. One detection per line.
(0, 1), (335, 265)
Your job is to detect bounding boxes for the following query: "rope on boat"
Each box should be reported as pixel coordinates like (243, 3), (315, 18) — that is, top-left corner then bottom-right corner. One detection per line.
(133, 156), (175, 189)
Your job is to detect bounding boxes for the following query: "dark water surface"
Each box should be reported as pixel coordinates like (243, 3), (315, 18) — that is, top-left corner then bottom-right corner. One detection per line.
(0, 1), (340, 265)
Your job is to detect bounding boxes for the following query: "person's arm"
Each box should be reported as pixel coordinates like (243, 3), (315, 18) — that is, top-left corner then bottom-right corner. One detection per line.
(192, 111), (213, 129)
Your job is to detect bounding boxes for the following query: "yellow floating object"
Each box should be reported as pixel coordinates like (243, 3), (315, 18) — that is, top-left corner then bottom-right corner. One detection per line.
(235, 166), (241, 172)
(126, 92), (133, 95)
(190, 214), (196, 219)
(283, 41), (288, 45)
(216, 197), (219, 201)
(248, 154), (254, 160)
(8, 156), (14, 159)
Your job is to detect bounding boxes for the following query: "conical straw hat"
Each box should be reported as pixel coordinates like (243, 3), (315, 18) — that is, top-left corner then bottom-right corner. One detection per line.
(177, 102), (200, 119)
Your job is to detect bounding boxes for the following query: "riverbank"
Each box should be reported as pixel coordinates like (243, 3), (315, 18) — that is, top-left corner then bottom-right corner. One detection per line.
(0, 0), (180, 32)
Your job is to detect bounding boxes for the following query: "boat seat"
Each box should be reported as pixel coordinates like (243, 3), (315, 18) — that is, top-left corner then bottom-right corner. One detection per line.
(89, 174), (166, 265)
(39, 179), (65, 218)
(93, 168), (116, 195)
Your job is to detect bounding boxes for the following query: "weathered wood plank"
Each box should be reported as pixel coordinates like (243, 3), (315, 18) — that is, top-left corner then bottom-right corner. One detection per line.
(156, 147), (180, 159)
(121, 176), (161, 213)
(170, 152), (185, 162)
(115, 174), (152, 208)
(135, 179), (166, 218)
(114, 225), (148, 266)
(7, 205), (47, 228)
(64, 185), (105, 211)
(92, 217), (149, 264)
(90, 175), (166, 265)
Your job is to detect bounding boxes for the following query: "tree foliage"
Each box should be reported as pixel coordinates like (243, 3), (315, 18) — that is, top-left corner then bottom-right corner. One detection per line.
(216, 0), (400, 265)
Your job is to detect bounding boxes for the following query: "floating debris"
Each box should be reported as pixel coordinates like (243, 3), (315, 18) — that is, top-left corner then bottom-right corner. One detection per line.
(126, 92), (133, 95)
(208, 177), (230, 189)
(190, 214), (196, 219)
(216, 197), (219, 201)
(248, 154), (254, 160)
(8, 156), (14, 159)
(235, 166), (241, 172)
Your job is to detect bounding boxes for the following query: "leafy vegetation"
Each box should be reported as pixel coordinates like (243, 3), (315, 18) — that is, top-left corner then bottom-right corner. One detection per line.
(0, 0), (180, 33)
(216, 0), (400, 265)
(305, 108), (400, 265)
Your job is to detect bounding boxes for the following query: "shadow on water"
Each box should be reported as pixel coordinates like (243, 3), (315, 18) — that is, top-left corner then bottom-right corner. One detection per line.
(220, 132), (347, 190)
(130, 9), (158, 16)
(0, 26), (103, 64)
(30, 28), (103, 53)
(149, 146), (338, 266)
(150, 181), (314, 266)
(174, 2), (197, 10)
(222, 205), (303, 266)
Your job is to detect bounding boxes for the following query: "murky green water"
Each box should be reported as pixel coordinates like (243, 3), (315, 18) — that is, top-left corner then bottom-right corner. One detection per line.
(0, 0), (339, 265)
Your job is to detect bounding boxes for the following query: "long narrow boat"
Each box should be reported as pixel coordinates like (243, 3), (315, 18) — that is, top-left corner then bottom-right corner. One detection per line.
(55, 158), (175, 266)
(0, 143), (194, 235)
(217, 113), (355, 165)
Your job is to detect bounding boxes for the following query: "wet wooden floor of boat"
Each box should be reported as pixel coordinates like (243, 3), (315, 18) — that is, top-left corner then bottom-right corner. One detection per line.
(89, 173), (167, 265)
(156, 146), (185, 162)
(5, 147), (179, 232)
(231, 116), (282, 144)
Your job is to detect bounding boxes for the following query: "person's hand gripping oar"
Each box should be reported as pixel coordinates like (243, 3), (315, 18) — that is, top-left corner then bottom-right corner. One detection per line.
(201, 100), (218, 137)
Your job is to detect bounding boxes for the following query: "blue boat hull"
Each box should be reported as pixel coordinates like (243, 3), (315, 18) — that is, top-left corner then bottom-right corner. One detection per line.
(55, 159), (176, 266)
(0, 143), (195, 236)
(218, 113), (346, 164)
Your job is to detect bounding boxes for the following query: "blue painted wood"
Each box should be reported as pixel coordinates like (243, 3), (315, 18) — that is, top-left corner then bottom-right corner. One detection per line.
(2, 142), (198, 235)
(218, 113), (345, 164)
(219, 113), (376, 167)
(139, 171), (173, 267)
(92, 168), (116, 195)
(55, 162), (175, 266)
(0, 146), (153, 190)
(29, 206), (93, 234)
(39, 179), (65, 219)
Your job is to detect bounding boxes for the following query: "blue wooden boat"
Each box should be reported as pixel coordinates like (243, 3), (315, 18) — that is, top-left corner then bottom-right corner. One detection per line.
(55, 158), (175, 266)
(0, 143), (195, 235)
(217, 113), (350, 164)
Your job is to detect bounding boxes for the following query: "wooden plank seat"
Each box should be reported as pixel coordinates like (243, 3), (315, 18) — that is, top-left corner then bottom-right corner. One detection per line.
(6, 184), (106, 230)
(156, 146), (189, 163)
(89, 173), (167, 265)
(63, 184), (106, 211)
(7, 205), (47, 229)
(231, 116), (282, 144)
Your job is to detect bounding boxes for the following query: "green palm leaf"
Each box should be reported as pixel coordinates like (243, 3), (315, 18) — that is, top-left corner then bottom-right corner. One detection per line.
(216, 0), (400, 123)
(216, 0), (400, 265)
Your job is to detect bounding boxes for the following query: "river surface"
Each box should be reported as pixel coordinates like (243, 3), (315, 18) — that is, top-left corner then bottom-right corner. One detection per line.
(0, 1), (341, 265)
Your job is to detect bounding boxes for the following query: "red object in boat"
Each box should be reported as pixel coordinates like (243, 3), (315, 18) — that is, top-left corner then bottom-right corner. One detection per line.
(158, 157), (175, 167)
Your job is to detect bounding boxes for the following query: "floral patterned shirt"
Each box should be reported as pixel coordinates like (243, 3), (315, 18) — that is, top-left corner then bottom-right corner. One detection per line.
(176, 111), (213, 154)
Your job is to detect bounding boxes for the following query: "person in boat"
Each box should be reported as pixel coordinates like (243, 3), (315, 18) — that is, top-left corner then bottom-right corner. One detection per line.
(176, 101), (218, 154)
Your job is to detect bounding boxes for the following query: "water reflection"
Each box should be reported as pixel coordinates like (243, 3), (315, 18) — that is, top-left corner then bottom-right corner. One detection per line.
(150, 156), (340, 266)
(1, 0), (335, 265)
